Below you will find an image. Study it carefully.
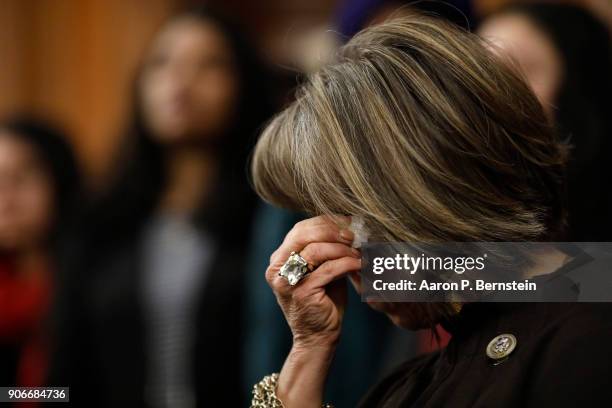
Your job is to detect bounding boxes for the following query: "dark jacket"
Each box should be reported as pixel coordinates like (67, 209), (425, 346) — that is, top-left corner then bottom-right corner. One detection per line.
(358, 301), (612, 407)
(48, 225), (248, 407)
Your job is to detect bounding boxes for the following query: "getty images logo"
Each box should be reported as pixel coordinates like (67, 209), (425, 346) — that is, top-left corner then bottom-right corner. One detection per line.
(372, 253), (488, 275)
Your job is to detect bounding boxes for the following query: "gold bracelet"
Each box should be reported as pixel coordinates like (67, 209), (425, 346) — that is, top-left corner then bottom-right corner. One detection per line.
(250, 373), (334, 408)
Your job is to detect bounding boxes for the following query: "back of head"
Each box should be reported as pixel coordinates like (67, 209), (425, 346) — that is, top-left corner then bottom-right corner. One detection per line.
(252, 12), (567, 243)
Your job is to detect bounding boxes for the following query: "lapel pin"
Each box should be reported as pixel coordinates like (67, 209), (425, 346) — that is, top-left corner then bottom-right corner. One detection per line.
(486, 333), (517, 362)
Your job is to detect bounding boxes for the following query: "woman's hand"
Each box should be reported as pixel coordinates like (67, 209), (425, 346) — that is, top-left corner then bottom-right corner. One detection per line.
(265, 215), (362, 407)
(266, 215), (361, 347)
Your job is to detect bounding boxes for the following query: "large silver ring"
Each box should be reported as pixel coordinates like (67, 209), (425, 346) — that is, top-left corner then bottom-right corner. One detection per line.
(279, 251), (313, 286)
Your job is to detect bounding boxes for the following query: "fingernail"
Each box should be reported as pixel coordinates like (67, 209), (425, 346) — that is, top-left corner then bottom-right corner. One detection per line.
(351, 248), (361, 257)
(340, 229), (354, 242)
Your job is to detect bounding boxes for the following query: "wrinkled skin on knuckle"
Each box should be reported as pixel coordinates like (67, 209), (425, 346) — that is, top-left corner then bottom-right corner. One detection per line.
(265, 264), (278, 284)
(287, 220), (308, 240)
(303, 243), (322, 262)
(269, 249), (281, 266)
(266, 270), (290, 299)
(287, 300), (340, 342)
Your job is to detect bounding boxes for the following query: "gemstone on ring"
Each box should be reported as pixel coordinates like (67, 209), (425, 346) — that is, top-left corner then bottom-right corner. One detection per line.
(279, 251), (311, 286)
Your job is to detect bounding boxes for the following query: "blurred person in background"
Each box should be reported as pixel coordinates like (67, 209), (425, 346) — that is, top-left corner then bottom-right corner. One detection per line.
(0, 118), (80, 392)
(49, 6), (274, 407)
(479, 2), (612, 241)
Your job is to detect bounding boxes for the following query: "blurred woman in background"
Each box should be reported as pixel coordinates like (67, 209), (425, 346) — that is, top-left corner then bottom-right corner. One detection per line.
(479, 3), (612, 241)
(0, 118), (80, 391)
(49, 7), (274, 407)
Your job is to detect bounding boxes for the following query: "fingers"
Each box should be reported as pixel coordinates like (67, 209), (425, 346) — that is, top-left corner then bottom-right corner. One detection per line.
(269, 216), (354, 267)
(299, 242), (360, 268)
(266, 215), (359, 296)
(283, 224), (353, 253)
(297, 214), (351, 228)
(268, 254), (361, 298)
(266, 241), (360, 289)
(300, 256), (362, 290)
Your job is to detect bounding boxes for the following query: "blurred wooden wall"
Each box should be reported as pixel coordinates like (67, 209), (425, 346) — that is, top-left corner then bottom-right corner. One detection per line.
(0, 0), (180, 182)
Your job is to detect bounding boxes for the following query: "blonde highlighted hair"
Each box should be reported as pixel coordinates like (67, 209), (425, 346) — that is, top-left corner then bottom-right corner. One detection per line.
(251, 12), (567, 242)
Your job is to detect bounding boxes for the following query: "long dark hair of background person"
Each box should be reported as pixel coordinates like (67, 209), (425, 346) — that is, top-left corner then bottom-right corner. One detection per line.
(48, 6), (276, 407)
(0, 116), (80, 389)
(94, 8), (273, 243)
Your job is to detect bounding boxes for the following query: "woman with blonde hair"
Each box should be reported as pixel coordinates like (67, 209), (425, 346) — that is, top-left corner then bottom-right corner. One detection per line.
(249, 11), (612, 408)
